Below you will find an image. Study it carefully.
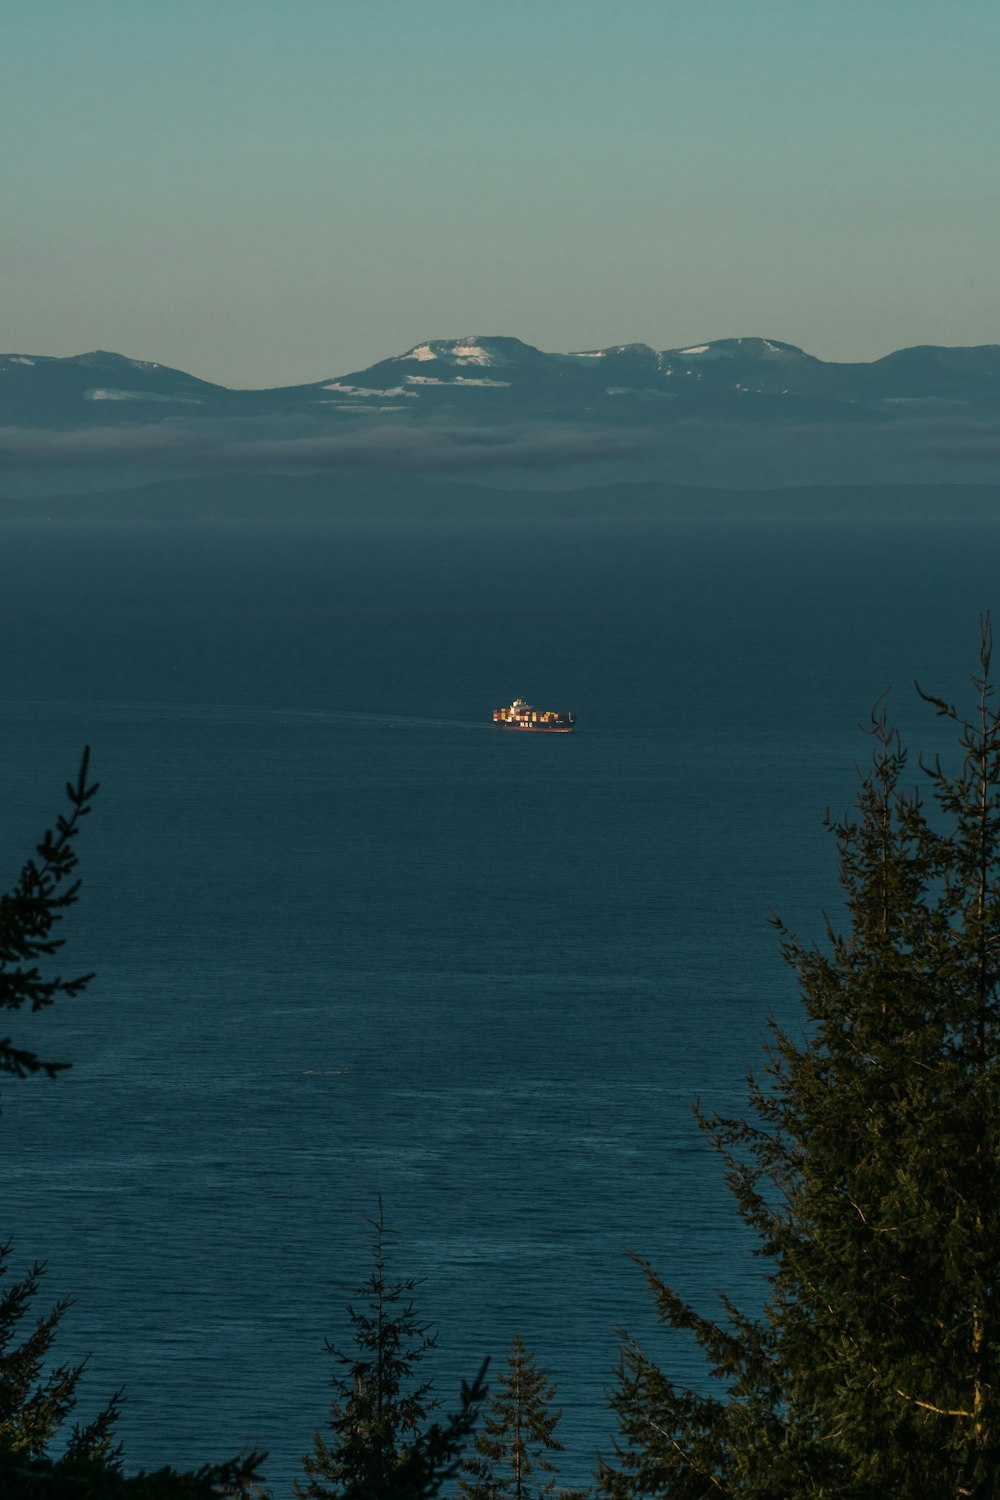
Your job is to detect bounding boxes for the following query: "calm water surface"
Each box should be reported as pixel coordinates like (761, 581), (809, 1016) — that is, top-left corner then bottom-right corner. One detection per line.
(0, 516), (996, 1490)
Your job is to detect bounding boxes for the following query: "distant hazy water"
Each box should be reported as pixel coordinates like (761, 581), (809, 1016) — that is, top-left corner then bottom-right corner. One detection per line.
(0, 515), (996, 1490)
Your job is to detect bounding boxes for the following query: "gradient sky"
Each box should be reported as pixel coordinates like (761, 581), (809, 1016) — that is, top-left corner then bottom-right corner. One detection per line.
(4, 0), (998, 387)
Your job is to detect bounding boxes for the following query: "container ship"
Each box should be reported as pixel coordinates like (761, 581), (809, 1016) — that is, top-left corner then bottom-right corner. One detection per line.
(493, 698), (576, 733)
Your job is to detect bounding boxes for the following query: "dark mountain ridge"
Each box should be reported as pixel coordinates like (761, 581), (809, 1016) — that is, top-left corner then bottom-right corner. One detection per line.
(3, 336), (1000, 429)
(4, 336), (1000, 498)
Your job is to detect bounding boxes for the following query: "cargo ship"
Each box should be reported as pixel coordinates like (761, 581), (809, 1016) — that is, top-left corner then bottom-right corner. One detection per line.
(493, 698), (576, 733)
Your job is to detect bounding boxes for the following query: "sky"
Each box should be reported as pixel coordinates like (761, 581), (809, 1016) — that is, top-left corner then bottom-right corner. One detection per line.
(4, 0), (999, 388)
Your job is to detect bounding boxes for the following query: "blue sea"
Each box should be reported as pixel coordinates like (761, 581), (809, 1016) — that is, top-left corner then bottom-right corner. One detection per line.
(0, 515), (996, 1491)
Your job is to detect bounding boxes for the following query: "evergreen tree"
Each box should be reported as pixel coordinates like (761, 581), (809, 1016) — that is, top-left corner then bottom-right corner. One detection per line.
(0, 747), (99, 1083)
(0, 755), (266, 1497)
(458, 1336), (584, 1500)
(599, 623), (1000, 1499)
(0, 1243), (265, 1496)
(0, 1242), (122, 1462)
(295, 1203), (488, 1500)
(217, 1448), (273, 1500)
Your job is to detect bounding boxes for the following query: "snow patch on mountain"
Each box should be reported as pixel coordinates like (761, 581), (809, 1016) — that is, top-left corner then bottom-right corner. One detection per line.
(401, 338), (509, 368)
(323, 382), (414, 399)
(678, 345), (733, 360)
(451, 343), (496, 365)
(84, 388), (201, 403)
(405, 375), (510, 388)
(566, 343), (657, 361)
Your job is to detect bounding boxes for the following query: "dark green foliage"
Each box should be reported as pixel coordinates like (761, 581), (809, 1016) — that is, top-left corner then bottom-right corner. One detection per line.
(0, 1242), (122, 1461)
(215, 1450), (274, 1500)
(600, 624), (1000, 1498)
(0, 756), (267, 1496)
(295, 1203), (488, 1500)
(0, 1243), (266, 1496)
(459, 1336), (584, 1500)
(0, 1445), (268, 1498)
(0, 747), (99, 1082)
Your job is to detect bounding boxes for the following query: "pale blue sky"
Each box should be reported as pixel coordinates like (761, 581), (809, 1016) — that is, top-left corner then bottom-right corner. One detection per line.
(3, 0), (998, 386)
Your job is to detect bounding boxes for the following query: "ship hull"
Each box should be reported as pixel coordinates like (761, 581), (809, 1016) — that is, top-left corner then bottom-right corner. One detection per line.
(497, 723), (574, 733)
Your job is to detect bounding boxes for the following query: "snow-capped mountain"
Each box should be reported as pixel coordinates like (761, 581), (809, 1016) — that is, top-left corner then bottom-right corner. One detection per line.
(323, 334), (1000, 410)
(3, 335), (1000, 496)
(3, 335), (1000, 430)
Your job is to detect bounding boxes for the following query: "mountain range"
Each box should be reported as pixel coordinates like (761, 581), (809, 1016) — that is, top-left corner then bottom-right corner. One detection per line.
(3, 336), (1000, 427)
(2, 336), (999, 508)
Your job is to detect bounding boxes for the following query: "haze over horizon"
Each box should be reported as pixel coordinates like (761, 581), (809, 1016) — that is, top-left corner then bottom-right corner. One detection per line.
(5, 0), (998, 389)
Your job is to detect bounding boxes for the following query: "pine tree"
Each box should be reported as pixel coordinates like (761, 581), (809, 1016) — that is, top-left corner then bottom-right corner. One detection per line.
(0, 1241), (266, 1496)
(0, 1242), (122, 1462)
(0, 755), (267, 1497)
(217, 1448), (273, 1500)
(295, 1202), (488, 1500)
(599, 623), (1000, 1499)
(0, 747), (99, 1083)
(459, 1336), (584, 1500)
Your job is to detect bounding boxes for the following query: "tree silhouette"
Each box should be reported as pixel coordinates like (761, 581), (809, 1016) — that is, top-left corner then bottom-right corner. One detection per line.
(600, 622), (1000, 1498)
(0, 747), (99, 1082)
(459, 1336), (584, 1500)
(296, 1202), (488, 1500)
(0, 754), (266, 1497)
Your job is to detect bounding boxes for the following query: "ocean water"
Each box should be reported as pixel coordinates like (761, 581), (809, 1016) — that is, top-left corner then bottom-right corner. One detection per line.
(0, 515), (997, 1491)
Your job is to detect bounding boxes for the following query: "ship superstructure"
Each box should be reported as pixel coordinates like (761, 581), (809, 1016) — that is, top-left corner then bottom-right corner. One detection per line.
(493, 698), (575, 733)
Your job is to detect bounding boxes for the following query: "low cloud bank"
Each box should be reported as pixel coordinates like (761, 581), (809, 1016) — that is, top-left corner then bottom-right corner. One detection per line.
(0, 419), (647, 476)
(2, 412), (1000, 490)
